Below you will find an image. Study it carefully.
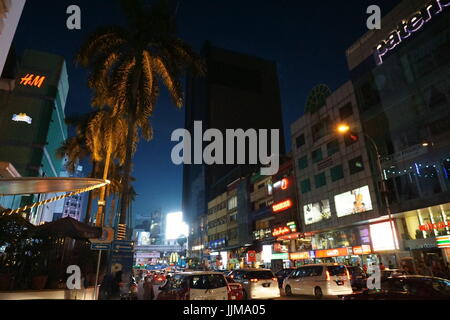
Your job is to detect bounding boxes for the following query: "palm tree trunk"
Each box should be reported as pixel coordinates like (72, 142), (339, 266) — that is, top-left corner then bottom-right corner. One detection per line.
(109, 193), (116, 228)
(117, 117), (135, 239)
(84, 161), (97, 224)
(95, 134), (113, 227)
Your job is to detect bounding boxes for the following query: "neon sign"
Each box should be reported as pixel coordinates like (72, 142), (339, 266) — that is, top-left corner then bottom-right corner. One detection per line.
(419, 221), (450, 231)
(273, 178), (289, 190)
(12, 113), (32, 124)
(374, 0), (449, 65)
(290, 252), (310, 260)
(272, 199), (292, 213)
(272, 222), (297, 237)
(315, 248), (349, 258)
(19, 74), (46, 88)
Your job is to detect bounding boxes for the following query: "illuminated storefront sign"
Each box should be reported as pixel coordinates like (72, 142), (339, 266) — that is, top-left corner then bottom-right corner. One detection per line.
(374, 0), (450, 65)
(315, 248), (349, 258)
(272, 253), (289, 260)
(19, 74), (46, 88)
(272, 222), (297, 237)
(290, 252), (310, 260)
(437, 236), (450, 248)
(419, 221), (450, 231)
(273, 178), (289, 190)
(12, 113), (32, 124)
(370, 221), (399, 251)
(352, 245), (372, 255)
(192, 245), (204, 251)
(272, 199), (293, 213)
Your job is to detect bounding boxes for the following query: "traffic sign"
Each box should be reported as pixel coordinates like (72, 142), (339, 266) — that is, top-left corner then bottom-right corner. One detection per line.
(91, 243), (111, 251)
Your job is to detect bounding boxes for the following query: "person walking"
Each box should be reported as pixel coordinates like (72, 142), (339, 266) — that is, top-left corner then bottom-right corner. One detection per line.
(143, 276), (155, 300)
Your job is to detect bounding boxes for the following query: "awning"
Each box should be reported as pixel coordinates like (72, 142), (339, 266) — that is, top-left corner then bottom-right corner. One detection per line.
(0, 177), (108, 195)
(34, 217), (102, 240)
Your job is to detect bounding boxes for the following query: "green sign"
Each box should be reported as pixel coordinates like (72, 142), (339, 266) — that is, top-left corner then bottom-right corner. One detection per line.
(271, 253), (289, 260)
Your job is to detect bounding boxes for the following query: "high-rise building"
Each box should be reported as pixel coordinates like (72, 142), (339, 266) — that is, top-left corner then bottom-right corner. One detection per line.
(0, 49), (69, 224)
(182, 42), (285, 231)
(0, 0), (26, 75)
(346, 0), (450, 267)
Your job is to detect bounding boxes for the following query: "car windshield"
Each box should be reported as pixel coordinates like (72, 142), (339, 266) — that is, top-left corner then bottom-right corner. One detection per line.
(189, 274), (227, 289)
(327, 266), (347, 276)
(244, 271), (274, 279)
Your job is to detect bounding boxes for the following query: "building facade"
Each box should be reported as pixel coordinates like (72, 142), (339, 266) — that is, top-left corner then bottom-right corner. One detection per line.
(182, 43), (285, 239)
(0, 49), (69, 224)
(346, 0), (450, 269)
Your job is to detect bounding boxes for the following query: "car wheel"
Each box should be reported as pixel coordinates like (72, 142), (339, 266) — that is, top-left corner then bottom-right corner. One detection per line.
(285, 285), (292, 296)
(314, 287), (323, 299)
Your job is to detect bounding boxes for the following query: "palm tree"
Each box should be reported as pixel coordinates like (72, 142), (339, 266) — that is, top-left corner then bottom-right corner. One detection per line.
(76, 0), (204, 239)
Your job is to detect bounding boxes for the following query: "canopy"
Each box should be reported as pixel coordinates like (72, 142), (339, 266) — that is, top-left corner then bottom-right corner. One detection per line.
(0, 177), (108, 195)
(34, 217), (102, 240)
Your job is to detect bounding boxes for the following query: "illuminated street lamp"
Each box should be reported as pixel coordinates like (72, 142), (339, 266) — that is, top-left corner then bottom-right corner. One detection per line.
(336, 123), (400, 265)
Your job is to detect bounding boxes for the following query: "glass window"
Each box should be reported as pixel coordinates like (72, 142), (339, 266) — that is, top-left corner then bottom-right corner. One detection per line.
(330, 165), (344, 182)
(243, 271), (274, 279)
(298, 267), (312, 278)
(311, 117), (331, 142)
(339, 103), (354, 120)
(327, 140), (339, 157)
(300, 179), (311, 194)
(349, 156), (364, 175)
(314, 173), (326, 189)
(228, 196), (237, 210)
(309, 266), (323, 277)
(312, 148), (323, 163)
(327, 266), (347, 277)
(432, 280), (450, 294)
(296, 134), (305, 148)
(298, 155), (308, 170)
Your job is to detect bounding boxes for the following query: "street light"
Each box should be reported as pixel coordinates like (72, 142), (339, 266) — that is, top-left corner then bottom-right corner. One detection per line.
(336, 123), (400, 266)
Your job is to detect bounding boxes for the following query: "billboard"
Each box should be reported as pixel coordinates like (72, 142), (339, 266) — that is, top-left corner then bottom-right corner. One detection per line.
(304, 200), (331, 225)
(334, 185), (373, 218)
(137, 232), (151, 246)
(370, 221), (399, 251)
(165, 212), (189, 240)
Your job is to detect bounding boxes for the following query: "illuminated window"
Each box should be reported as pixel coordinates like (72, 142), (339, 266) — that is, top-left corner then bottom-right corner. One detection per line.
(349, 156), (365, 175)
(228, 196), (237, 210)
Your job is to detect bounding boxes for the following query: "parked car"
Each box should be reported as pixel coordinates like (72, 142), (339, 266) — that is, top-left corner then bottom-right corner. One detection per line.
(342, 276), (450, 300)
(226, 276), (244, 300)
(274, 268), (296, 288)
(381, 268), (406, 280)
(346, 266), (368, 290)
(228, 269), (280, 300)
(283, 263), (353, 299)
(157, 272), (229, 300)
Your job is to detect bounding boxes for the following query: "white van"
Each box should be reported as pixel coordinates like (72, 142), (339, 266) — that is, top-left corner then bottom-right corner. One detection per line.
(228, 268), (280, 300)
(157, 272), (229, 300)
(283, 264), (353, 299)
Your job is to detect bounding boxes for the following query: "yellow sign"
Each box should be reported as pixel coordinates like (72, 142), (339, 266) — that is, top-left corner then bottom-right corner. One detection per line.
(20, 74), (46, 88)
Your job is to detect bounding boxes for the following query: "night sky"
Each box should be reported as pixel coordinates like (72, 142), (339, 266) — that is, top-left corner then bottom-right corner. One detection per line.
(12, 0), (401, 225)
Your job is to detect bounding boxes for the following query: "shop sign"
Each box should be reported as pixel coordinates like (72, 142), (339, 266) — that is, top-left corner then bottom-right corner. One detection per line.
(352, 245), (372, 255)
(273, 178), (289, 190)
(437, 235), (450, 248)
(247, 251), (257, 263)
(273, 243), (288, 253)
(271, 253), (289, 260)
(272, 199), (293, 213)
(374, 0), (450, 65)
(315, 248), (349, 258)
(419, 221), (450, 231)
(290, 252), (310, 260)
(12, 113), (32, 125)
(19, 73), (46, 88)
(272, 222), (297, 237)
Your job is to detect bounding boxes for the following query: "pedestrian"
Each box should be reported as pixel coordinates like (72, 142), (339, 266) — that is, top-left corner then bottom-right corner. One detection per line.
(362, 264), (368, 273)
(388, 260), (394, 269)
(143, 276), (155, 300)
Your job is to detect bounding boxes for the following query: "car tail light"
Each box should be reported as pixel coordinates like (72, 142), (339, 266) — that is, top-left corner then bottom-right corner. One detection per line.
(272, 277), (277, 281)
(326, 270), (330, 281)
(346, 269), (351, 280)
(250, 278), (258, 282)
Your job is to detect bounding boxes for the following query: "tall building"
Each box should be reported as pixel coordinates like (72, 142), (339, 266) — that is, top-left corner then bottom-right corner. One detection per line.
(346, 0), (450, 268)
(0, 0), (26, 75)
(182, 42), (285, 235)
(0, 49), (69, 224)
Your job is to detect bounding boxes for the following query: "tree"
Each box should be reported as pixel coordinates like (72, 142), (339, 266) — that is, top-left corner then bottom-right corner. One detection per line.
(76, 0), (204, 238)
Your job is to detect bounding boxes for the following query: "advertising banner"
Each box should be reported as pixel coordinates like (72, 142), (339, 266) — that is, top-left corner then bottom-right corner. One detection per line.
(334, 185), (373, 217)
(304, 200), (331, 225)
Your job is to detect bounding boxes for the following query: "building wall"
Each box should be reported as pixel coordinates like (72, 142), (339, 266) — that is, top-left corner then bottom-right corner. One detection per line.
(0, 0), (26, 75)
(291, 81), (380, 233)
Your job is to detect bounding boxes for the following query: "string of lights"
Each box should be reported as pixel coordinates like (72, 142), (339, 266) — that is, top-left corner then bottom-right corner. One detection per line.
(384, 157), (450, 177)
(1, 180), (110, 216)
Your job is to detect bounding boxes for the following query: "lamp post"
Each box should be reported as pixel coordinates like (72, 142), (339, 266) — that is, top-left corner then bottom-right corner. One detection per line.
(337, 124), (400, 267)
